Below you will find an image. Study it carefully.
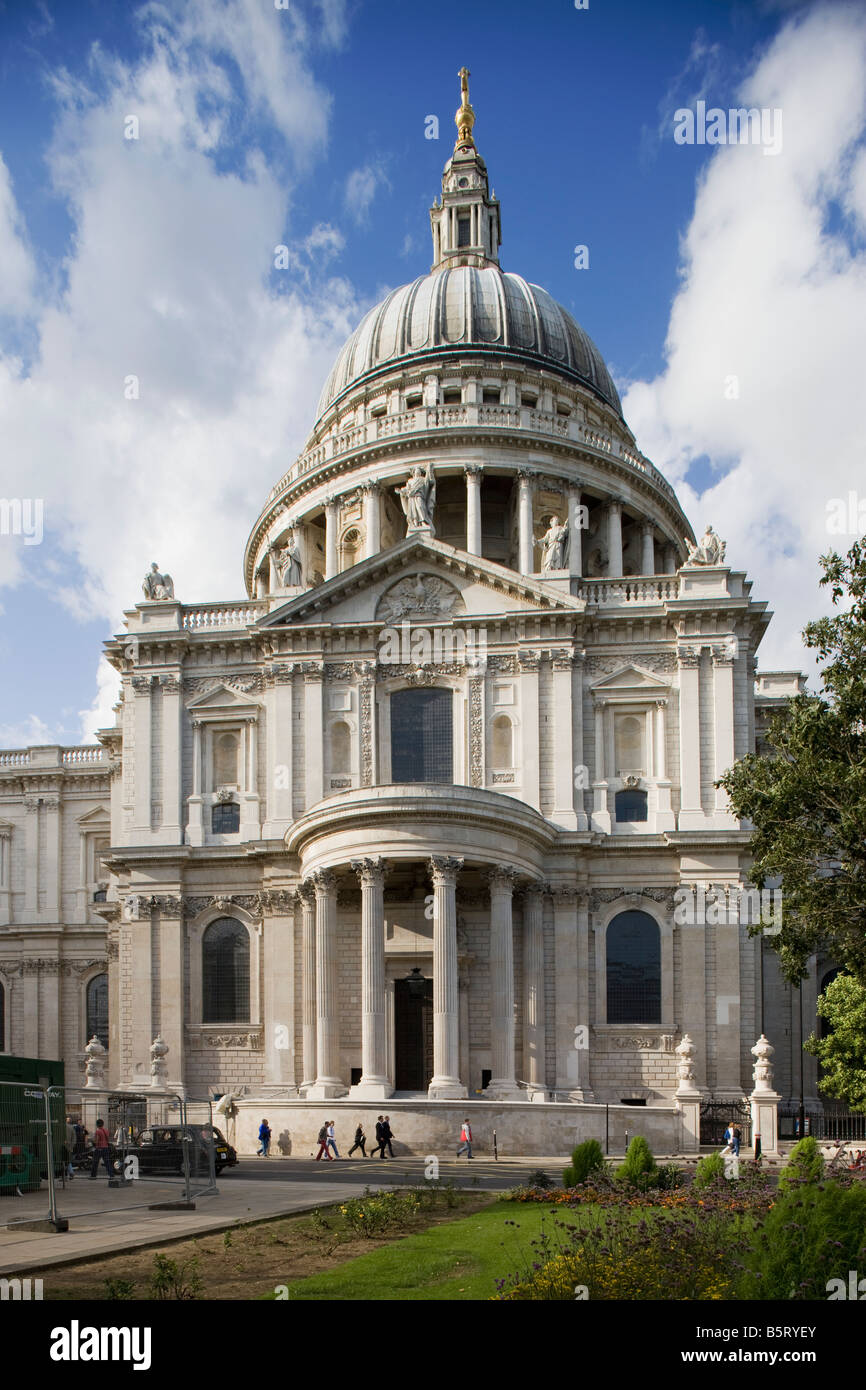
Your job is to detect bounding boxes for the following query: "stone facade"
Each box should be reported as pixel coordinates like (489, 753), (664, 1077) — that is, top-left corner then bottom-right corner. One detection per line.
(0, 79), (819, 1136)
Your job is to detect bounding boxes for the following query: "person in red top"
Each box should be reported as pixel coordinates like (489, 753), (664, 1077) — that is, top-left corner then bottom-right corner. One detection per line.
(89, 1118), (113, 1179)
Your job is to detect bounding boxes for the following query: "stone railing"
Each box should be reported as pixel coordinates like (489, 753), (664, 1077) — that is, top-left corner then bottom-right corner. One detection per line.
(62, 747), (106, 765)
(266, 402), (679, 506)
(0, 750), (30, 767)
(182, 601), (268, 631)
(579, 577), (679, 605)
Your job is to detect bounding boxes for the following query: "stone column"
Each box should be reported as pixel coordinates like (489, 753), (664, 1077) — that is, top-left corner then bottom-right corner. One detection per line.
(263, 665), (294, 838)
(157, 898), (185, 1094)
(307, 870), (345, 1098)
(262, 892), (298, 1091)
(607, 499), (623, 578)
(303, 666), (324, 808)
(517, 650), (541, 810)
(324, 497), (339, 580)
(187, 719), (203, 846)
(350, 857), (392, 1098)
(712, 646), (736, 820)
(750, 1034), (781, 1157)
(664, 542), (679, 574)
(553, 888), (580, 1092)
(640, 522), (655, 576)
(677, 647), (704, 829)
(362, 483), (381, 560)
(298, 882), (316, 1092)
(131, 675), (153, 838)
(465, 465), (483, 555)
(522, 883), (546, 1093)
(568, 486), (583, 579)
(551, 652), (578, 829)
(590, 699), (611, 833)
(487, 867), (520, 1099)
(427, 856), (467, 1098)
(517, 470), (534, 574)
(160, 675), (183, 843)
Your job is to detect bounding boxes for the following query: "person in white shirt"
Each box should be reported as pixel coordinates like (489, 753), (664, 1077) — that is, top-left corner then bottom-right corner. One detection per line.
(456, 1119), (472, 1159)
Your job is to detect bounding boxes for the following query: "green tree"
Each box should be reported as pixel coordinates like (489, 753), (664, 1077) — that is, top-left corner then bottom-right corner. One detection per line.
(718, 540), (866, 984)
(804, 972), (866, 1110)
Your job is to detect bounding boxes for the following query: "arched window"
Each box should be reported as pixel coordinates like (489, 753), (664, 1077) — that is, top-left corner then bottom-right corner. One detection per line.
(86, 973), (109, 1050)
(615, 789), (648, 823)
(214, 732), (239, 787)
(0, 980), (5, 1051)
(390, 687), (452, 783)
(615, 713), (644, 775)
(203, 918), (250, 1023)
(491, 714), (513, 768)
(329, 721), (351, 775)
(607, 911), (661, 1024)
(340, 528), (362, 571)
(212, 801), (240, 833)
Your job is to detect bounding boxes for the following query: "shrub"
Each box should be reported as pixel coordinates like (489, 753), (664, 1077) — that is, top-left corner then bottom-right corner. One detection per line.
(338, 1189), (421, 1235)
(563, 1140), (605, 1188)
(148, 1252), (203, 1301)
(104, 1277), (136, 1300)
(528, 1168), (554, 1190)
(737, 1179), (866, 1299)
(656, 1162), (683, 1191)
(778, 1135), (824, 1192)
(616, 1136), (658, 1191)
(694, 1153), (727, 1188)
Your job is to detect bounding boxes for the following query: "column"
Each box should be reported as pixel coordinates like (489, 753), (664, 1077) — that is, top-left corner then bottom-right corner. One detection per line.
(522, 884), (546, 1092)
(590, 700), (611, 833)
(187, 720), (203, 846)
(487, 867), (520, 1099)
(324, 497), (339, 580)
(157, 899), (185, 1094)
(303, 667), (324, 808)
(362, 483), (381, 559)
(263, 666), (294, 838)
(641, 522), (655, 576)
(573, 650), (588, 830)
(679, 905), (708, 1092)
(715, 903), (744, 1100)
(654, 699), (674, 828)
(607, 499), (623, 578)
(712, 646), (737, 822)
(518, 650), (541, 810)
(551, 653), (578, 829)
(307, 869), (345, 1098)
(465, 465), (482, 555)
(350, 858), (392, 1098)
(575, 891), (592, 1099)
(677, 647), (704, 829)
(427, 856), (467, 1098)
(262, 894), (298, 1091)
(553, 889), (580, 1092)
(517, 470), (534, 574)
(131, 675), (152, 837)
(568, 486), (583, 579)
(664, 543), (679, 574)
(298, 882), (316, 1092)
(160, 676), (182, 843)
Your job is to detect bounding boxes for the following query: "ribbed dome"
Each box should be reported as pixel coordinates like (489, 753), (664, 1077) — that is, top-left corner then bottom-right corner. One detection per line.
(316, 266), (622, 422)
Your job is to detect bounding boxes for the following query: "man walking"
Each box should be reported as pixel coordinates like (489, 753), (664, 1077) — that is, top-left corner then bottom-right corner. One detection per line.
(456, 1118), (472, 1159)
(372, 1115), (386, 1158)
(326, 1120), (340, 1158)
(315, 1122), (332, 1160)
(257, 1118), (272, 1157)
(381, 1116), (395, 1158)
(348, 1123), (367, 1158)
(89, 1117), (113, 1179)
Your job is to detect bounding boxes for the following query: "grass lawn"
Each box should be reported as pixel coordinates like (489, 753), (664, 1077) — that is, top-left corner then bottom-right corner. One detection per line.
(284, 1201), (578, 1301)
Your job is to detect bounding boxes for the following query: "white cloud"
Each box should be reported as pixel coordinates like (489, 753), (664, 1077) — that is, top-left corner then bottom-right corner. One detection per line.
(0, 0), (362, 650)
(623, 4), (866, 677)
(79, 656), (123, 743)
(344, 161), (389, 224)
(0, 155), (38, 319)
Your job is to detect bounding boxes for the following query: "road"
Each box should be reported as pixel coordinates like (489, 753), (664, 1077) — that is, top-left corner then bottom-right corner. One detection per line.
(219, 1153), (556, 1193)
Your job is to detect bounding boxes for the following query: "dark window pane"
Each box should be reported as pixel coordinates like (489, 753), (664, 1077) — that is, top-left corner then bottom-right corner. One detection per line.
(607, 911), (661, 1024)
(86, 973), (109, 1050)
(457, 216), (471, 247)
(391, 687), (453, 784)
(212, 802), (240, 833)
(615, 790), (648, 822)
(203, 918), (250, 1024)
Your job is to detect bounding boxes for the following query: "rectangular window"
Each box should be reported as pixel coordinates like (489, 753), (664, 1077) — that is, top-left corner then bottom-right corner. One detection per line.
(390, 687), (453, 784)
(457, 215), (471, 247)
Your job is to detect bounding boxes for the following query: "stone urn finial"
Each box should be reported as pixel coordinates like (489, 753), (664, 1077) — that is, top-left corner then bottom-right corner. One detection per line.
(150, 1035), (169, 1090)
(84, 1036), (106, 1089)
(674, 1033), (697, 1094)
(751, 1033), (775, 1092)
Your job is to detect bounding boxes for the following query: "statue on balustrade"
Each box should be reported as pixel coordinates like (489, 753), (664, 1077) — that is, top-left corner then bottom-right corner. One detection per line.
(685, 523), (726, 566)
(396, 462), (436, 534)
(538, 515), (568, 572)
(142, 563), (175, 601)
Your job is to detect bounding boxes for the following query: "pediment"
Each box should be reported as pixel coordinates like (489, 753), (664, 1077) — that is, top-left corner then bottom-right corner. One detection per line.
(76, 807), (110, 827)
(257, 535), (583, 628)
(590, 664), (669, 692)
(185, 681), (262, 711)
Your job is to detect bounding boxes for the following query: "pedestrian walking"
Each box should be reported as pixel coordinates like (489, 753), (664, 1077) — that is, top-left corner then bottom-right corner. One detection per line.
(348, 1123), (367, 1158)
(257, 1118), (272, 1156)
(371, 1115), (386, 1158)
(731, 1125), (741, 1157)
(89, 1118), (113, 1179)
(381, 1116), (395, 1158)
(326, 1120), (340, 1158)
(315, 1123), (332, 1161)
(456, 1119), (473, 1159)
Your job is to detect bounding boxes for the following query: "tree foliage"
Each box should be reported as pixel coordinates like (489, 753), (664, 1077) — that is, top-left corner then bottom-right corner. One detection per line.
(718, 540), (866, 983)
(804, 972), (866, 1111)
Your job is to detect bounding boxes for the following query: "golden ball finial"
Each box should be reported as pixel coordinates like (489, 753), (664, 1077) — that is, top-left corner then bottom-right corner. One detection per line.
(455, 65), (475, 148)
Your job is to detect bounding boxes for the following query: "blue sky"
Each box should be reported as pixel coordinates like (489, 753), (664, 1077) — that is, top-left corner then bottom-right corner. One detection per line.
(0, 0), (864, 744)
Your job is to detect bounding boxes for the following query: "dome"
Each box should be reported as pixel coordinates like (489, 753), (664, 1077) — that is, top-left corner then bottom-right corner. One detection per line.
(315, 265), (623, 422)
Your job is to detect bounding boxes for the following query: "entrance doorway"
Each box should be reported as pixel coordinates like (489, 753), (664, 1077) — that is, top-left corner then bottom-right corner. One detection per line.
(394, 977), (434, 1091)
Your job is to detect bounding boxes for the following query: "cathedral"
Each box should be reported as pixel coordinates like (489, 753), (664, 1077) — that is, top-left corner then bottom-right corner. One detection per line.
(0, 74), (828, 1152)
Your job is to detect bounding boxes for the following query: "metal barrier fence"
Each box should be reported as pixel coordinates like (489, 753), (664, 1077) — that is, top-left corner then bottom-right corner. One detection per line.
(0, 1081), (221, 1230)
(779, 1102), (866, 1142)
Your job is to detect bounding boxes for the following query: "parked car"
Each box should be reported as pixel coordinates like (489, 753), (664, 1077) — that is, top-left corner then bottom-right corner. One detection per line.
(128, 1124), (237, 1177)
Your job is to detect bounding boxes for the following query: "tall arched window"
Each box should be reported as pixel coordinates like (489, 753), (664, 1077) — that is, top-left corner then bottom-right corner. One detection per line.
(607, 911), (661, 1024)
(340, 528), (362, 571)
(86, 973), (109, 1050)
(0, 980), (5, 1051)
(329, 721), (351, 775)
(390, 687), (452, 783)
(214, 731), (239, 787)
(615, 713), (644, 774)
(203, 918), (250, 1023)
(491, 714), (513, 768)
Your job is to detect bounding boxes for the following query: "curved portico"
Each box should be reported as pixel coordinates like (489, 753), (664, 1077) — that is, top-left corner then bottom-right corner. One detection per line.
(287, 785), (555, 1101)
